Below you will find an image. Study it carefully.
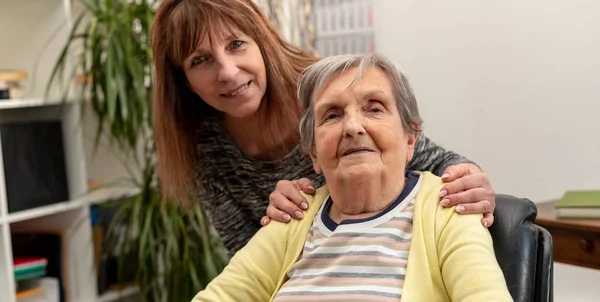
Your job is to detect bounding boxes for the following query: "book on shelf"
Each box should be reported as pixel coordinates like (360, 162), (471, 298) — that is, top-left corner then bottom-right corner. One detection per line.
(14, 257), (47, 272)
(16, 287), (43, 301)
(14, 257), (48, 281)
(556, 190), (600, 219)
(16, 277), (59, 302)
(12, 233), (66, 302)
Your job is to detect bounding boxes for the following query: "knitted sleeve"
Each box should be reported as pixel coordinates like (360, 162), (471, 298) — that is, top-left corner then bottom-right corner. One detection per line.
(406, 133), (475, 176)
(198, 180), (261, 258)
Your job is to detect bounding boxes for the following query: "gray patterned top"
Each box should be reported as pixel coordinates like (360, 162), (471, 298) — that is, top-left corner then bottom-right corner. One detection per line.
(195, 117), (472, 256)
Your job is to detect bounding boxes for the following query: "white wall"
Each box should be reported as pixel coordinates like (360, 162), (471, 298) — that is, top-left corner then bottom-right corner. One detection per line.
(373, 0), (600, 203)
(0, 0), (70, 99)
(372, 0), (600, 300)
(82, 106), (138, 186)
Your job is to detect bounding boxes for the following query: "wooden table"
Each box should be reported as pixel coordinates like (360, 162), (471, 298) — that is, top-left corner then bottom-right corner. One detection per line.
(535, 201), (600, 270)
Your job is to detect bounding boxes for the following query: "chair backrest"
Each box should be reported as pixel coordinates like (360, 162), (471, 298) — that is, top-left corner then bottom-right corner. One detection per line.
(488, 194), (554, 302)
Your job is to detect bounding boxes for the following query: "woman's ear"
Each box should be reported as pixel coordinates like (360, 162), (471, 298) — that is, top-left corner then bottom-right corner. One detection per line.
(405, 124), (421, 163)
(309, 149), (323, 175)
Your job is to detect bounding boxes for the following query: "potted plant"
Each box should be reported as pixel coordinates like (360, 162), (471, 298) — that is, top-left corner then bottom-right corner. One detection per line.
(47, 0), (227, 301)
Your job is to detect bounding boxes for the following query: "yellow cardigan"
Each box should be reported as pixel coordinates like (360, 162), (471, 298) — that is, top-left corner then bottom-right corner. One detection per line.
(192, 172), (512, 301)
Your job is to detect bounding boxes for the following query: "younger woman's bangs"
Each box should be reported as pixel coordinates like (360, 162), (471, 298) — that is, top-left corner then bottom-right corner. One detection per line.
(164, 1), (259, 68)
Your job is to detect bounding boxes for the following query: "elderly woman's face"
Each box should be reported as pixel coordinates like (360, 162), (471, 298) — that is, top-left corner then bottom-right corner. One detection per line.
(310, 67), (418, 183)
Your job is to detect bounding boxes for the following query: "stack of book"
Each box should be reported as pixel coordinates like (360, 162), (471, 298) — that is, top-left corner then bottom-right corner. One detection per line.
(556, 190), (600, 219)
(14, 257), (47, 281)
(14, 257), (47, 301)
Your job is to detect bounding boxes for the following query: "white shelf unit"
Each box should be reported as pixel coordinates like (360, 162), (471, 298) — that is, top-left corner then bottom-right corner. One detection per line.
(0, 102), (141, 302)
(0, 99), (72, 111)
(97, 286), (140, 302)
(0, 1), (138, 302)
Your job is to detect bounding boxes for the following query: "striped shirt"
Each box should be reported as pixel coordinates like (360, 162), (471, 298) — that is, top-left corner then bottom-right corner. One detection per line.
(274, 172), (422, 302)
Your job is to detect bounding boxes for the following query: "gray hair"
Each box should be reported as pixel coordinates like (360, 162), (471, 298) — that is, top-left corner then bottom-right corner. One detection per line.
(298, 53), (423, 152)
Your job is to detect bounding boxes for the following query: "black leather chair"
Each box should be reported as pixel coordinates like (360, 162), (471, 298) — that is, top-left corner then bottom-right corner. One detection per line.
(489, 194), (554, 302)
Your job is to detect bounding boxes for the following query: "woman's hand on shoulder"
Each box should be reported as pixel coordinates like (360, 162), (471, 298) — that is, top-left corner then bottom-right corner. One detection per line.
(438, 163), (496, 228)
(260, 178), (316, 226)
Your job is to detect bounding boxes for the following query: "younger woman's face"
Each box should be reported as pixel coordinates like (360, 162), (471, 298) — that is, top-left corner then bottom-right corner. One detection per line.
(183, 28), (267, 119)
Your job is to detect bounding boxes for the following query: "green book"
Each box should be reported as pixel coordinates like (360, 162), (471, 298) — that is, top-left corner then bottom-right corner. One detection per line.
(14, 263), (46, 276)
(556, 190), (600, 219)
(14, 265), (45, 277)
(14, 270), (46, 281)
(556, 191), (600, 208)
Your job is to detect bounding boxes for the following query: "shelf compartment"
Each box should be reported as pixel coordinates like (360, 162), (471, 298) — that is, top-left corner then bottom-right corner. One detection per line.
(2, 187), (139, 224)
(0, 98), (73, 110)
(98, 286), (140, 302)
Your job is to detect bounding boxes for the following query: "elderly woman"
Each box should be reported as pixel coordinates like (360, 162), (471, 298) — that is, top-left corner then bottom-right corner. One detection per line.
(191, 54), (511, 302)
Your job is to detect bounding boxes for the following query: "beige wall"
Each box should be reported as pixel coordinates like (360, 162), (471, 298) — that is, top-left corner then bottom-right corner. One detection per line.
(372, 0), (600, 300)
(373, 0), (600, 203)
(0, 0), (70, 99)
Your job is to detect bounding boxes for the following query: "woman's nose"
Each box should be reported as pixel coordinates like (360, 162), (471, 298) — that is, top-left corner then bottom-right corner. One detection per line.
(343, 113), (366, 137)
(216, 57), (239, 82)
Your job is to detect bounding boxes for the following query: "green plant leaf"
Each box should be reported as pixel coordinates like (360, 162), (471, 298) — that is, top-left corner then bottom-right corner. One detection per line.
(48, 1), (228, 301)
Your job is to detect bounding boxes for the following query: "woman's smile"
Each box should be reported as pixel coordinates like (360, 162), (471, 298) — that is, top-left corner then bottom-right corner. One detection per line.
(221, 80), (253, 98)
(339, 147), (376, 157)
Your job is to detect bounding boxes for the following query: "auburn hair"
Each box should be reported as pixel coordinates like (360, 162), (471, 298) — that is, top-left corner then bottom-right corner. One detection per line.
(151, 0), (319, 205)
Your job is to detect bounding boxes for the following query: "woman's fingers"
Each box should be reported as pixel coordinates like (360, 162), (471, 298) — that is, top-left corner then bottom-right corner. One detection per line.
(273, 180), (310, 209)
(441, 173), (491, 197)
(439, 164), (496, 228)
(264, 178), (315, 225)
(440, 186), (494, 208)
(481, 212), (495, 228)
(296, 178), (316, 195)
(265, 197), (297, 223)
(453, 199), (495, 215)
(439, 181), (495, 220)
(440, 163), (481, 182)
(267, 187), (306, 224)
(260, 216), (271, 226)
(264, 179), (314, 225)
(441, 196), (495, 228)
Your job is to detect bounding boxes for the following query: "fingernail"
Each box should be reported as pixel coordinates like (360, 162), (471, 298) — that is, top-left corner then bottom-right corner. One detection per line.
(441, 173), (450, 179)
(440, 199), (450, 206)
(282, 214), (291, 221)
(439, 190), (448, 198)
(301, 202), (309, 209)
(295, 211), (304, 219)
(456, 206), (465, 213)
(484, 221), (488, 227)
(260, 217), (266, 225)
(308, 186), (315, 191)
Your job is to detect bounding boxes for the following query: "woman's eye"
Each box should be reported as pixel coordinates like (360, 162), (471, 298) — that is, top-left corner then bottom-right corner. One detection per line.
(191, 55), (208, 66)
(367, 101), (385, 113)
(325, 113), (339, 120)
(229, 40), (246, 50)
